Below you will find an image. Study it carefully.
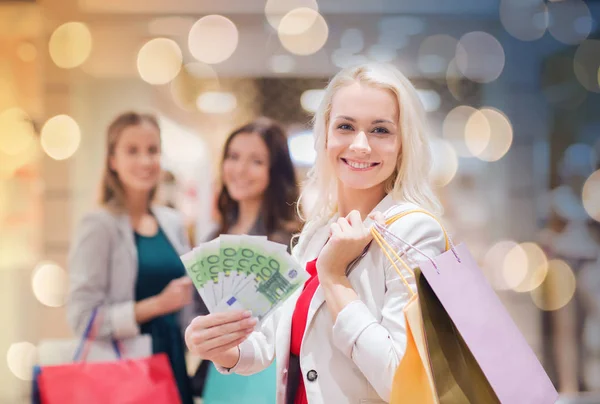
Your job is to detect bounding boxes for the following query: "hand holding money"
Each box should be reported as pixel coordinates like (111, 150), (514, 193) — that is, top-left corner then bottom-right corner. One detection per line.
(181, 235), (308, 323)
(185, 310), (256, 366)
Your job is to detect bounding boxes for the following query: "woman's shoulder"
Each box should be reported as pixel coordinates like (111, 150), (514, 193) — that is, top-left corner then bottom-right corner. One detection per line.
(79, 207), (117, 228)
(382, 201), (447, 252)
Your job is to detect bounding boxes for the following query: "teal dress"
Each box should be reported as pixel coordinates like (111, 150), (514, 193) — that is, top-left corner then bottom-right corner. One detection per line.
(134, 228), (194, 404)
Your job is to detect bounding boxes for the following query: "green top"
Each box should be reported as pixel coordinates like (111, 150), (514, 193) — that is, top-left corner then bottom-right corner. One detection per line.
(134, 227), (193, 404)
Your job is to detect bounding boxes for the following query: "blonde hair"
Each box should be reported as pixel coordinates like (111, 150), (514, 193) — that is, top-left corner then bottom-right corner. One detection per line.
(99, 112), (161, 211)
(295, 63), (441, 252)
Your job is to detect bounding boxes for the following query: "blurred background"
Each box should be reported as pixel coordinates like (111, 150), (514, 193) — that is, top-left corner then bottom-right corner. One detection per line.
(1, 0), (599, 402)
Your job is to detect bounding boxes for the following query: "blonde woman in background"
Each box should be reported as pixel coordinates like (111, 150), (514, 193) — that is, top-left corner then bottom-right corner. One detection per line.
(67, 112), (195, 404)
(185, 63), (446, 404)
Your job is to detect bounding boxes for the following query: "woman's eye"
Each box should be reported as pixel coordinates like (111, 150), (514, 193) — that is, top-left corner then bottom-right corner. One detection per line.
(225, 153), (238, 161)
(253, 159), (265, 166)
(337, 124), (353, 131)
(372, 127), (390, 134)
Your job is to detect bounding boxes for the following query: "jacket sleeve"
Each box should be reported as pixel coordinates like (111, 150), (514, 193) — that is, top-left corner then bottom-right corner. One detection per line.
(67, 212), (141, 339)
(331, 212), (447, 402)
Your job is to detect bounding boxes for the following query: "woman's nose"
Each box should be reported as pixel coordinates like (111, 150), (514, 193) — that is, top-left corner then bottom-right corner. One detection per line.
(349, 131), (371, 154)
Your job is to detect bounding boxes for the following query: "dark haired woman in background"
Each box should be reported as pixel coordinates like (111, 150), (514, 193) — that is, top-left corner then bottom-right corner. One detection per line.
(67, 112), (194, 404)
(193, 117), (301, 404)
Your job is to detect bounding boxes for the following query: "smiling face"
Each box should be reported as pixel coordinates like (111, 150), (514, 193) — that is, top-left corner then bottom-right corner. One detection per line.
(326, 81), (401, 195)
(222, 131), (270, 203)
(109, 122), (162, 196)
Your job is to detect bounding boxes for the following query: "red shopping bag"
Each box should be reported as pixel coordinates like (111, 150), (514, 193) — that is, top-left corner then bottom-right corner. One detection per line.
(37, 352), (181, 404)
(37, 308), (181, 404)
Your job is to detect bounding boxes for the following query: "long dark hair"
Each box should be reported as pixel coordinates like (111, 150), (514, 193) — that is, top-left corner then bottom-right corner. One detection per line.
(217, 117), (300, 237)
(99, 112), (161, 211)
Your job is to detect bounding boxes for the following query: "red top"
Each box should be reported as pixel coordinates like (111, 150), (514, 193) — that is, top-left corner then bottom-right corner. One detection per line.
(289, 258), (320, 404)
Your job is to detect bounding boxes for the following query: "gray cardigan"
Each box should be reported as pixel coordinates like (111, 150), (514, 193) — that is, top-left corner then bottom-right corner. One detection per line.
(67, 205), (192, 340)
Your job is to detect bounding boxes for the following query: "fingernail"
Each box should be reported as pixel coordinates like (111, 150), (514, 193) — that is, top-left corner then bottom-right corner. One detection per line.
(244, 310), (252, 317)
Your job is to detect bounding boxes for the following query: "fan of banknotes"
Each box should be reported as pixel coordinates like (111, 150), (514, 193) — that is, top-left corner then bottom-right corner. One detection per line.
(181, 235), (308, 322)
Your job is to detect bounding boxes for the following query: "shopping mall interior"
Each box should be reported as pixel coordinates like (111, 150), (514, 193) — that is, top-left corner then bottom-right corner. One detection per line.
(0, 0), (599, 402)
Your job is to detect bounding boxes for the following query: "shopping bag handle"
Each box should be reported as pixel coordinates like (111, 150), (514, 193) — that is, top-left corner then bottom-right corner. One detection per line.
(374, 209), (461, 264)
(370, 208), (460, 297)
(72, 308), (122, 362)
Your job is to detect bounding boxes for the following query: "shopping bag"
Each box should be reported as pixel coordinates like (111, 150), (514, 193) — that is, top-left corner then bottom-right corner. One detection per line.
(388, 293), (437, 404)
(35, 308), (180, 404)
(37, 352), (180, 404)
(374, 209), (559, 404)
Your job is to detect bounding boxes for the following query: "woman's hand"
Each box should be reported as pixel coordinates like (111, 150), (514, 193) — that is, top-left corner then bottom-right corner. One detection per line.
(316, 210), (384, 283)
(157, 276), (193, 315)
(185, 311), (257, 368)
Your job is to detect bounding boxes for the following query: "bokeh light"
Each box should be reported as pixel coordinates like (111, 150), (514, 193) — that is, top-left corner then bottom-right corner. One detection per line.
(416, 89), (441, 112)
(278, 8), (328, 56)
(288, 131), (316, 166)
(456, 31), (505, 83)
(464, 109), (491, 157)
(137, 38), (182, 85)
(560, 143), (596, 179)
(0, 143), (39, 179)
(442, 105), (480, 157)
(446, 58), (469, 101)
(264, 0), (319, 31)
(468, 108), (513, 162)
(418, 35), (457, 76)
(482, 240), (520, 290)
(196, 92), (237, 114)
(31, 261), (69, 307)
(40, 115), (81, 161)
(502, 243), (529, 290)
(17, 42), (37, 62)
(429, 137), (459, 187)
(49, 22), (92, 69)
(547, 0), (592, 45)
(530, 259), (577, 311)
(511, 242), (549, 293)
(582, 169), (600, 222)
(500, 0), (548, 41)
(573, 40), (600, 93)
(6, 342), (37, 381)
(0, 107), (36, 156)
(300, 89), (325, 113)
(188, 15), (239, 64)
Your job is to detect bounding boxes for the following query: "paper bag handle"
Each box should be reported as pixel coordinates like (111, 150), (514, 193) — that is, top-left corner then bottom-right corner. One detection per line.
(370, 208), (457, 297)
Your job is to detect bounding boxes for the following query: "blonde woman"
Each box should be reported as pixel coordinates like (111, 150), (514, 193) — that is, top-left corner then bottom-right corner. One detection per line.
(185, 63), (446, 404)
(68, 112), (195, 404)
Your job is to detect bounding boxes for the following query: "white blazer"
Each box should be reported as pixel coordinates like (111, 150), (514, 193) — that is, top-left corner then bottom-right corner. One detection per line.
(217, 195), (446, 404)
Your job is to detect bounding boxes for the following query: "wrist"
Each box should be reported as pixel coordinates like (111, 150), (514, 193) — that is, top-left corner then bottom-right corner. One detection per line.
(320, 273), (349, 287)
(150, 295), (165, 316)
(214, 346), (240, 369)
